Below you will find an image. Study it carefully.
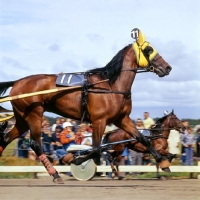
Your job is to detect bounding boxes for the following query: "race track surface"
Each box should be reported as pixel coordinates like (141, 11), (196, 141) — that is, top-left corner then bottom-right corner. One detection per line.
(0, 177), (199, 200)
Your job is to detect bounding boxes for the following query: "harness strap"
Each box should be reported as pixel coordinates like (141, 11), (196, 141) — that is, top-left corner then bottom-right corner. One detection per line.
(88, 89), (131, 95)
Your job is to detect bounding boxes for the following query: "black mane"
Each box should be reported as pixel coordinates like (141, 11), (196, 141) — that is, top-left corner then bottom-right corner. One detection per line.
(155, 112), (172, 124)
(89, 44), (131, 84)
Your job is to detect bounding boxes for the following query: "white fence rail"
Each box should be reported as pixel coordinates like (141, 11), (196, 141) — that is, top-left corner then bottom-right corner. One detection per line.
(0, 163), (199, 173)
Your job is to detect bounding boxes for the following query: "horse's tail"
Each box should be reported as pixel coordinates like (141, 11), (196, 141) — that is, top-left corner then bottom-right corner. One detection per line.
(0, 81), (16, 96)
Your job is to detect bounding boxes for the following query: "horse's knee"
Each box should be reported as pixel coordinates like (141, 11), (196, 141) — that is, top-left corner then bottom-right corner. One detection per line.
(30, 139), (42, 156)
(93, 147), (101, 155)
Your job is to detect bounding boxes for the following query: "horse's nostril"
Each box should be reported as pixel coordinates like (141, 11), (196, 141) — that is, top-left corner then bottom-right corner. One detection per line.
(166, 66), (172, 72)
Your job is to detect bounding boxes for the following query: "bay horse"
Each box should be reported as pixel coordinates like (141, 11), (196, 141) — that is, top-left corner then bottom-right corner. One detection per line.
(102, 110), (185, 178)
(102, 111), (185, 178)
(0, 36), (172, 183)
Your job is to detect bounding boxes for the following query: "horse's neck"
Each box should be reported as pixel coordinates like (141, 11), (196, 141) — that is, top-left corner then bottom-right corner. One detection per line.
(161, 123), (171, 137)
(113, 47), (138, 92)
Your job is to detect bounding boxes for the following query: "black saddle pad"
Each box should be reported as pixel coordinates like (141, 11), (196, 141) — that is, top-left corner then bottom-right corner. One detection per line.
(56, 73), (85, 87)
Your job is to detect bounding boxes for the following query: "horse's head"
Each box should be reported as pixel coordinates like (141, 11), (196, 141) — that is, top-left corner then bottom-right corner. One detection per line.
(165, 110), (185, 132)
(131, 28), (172, 77)
(149, 52), (172, 77)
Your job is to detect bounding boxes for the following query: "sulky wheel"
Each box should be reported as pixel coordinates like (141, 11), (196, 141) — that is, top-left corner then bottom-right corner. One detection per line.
(70, 159), (96, 181)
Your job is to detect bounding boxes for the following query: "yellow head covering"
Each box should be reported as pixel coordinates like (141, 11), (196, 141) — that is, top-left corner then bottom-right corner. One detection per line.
(132, 29), (157, 67)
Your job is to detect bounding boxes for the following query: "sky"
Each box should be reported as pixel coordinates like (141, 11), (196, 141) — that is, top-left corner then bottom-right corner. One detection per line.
(0, 0), (200, 121)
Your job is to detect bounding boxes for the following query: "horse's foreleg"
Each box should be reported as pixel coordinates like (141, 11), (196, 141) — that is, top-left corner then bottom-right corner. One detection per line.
(30, 138), (64, 184)
(156, 163), (161, 179)
(107, 153), (117, 178)
(154, 144), (176, 163)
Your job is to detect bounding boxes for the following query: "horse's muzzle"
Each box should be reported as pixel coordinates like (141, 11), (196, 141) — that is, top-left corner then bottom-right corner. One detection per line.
(155, 65), (172, 77)
(166, 66), (172, 74)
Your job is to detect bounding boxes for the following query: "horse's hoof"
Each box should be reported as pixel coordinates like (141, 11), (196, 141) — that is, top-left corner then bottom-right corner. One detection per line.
(169, 154), (176, 163)
(160, 176), (168, 180)
(161, 167), (171, 173)
(159, 159), (171, 169)
(118, 176), (124, 180)
(53, 177), (64, 184)
(111, 172), (116, 178)
(157, 176), (161, 179)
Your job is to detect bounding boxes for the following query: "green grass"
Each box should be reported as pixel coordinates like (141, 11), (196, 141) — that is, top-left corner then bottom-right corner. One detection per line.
(3, 139), (17, 156)
(125, 158), (199, 179)
(0, 156), (41, 179)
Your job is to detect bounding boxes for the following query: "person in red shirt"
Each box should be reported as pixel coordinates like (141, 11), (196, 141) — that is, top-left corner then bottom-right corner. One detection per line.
(75, 127), (84, 145)
(56, 122), (76, 165)
(59, 122), (76, 150)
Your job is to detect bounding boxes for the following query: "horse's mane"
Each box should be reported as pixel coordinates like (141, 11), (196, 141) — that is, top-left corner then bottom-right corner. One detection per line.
(89, 44), (131, 84)
(155, 112), (172, 124)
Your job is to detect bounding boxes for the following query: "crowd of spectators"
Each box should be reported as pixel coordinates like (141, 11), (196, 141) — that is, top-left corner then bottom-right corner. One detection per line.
(11, 112), (200, 179)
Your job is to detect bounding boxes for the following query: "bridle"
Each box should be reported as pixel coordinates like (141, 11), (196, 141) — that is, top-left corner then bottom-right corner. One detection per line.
(86, 50), (162, 96)
(146, 114), (181, 141)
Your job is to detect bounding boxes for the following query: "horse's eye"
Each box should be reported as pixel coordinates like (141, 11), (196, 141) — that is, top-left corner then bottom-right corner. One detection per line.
(144, 46), (153, 55)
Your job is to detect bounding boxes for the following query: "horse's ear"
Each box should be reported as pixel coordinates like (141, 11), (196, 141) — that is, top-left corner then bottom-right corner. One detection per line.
(131, 28), (145, 45)
(172, 109), (174, 114)
(137, 30), (146, 45)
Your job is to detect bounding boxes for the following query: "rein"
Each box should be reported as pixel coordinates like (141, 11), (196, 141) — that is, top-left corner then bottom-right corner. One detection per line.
(86, 67), (152, 95)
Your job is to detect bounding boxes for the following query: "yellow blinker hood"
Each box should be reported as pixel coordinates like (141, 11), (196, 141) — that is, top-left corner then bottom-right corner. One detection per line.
(132, 29), (157, 68)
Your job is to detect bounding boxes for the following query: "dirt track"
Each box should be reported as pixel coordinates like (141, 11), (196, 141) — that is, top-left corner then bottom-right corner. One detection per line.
(0, 177), (199, 200)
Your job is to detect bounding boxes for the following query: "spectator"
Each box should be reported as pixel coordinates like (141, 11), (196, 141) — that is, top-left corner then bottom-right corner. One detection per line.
(25, 131), (37, 161)
(136, 118), (152, 165)
(117, 147), (129, 180)
(60, 118), (66, 127)
(75, 127), (84, 145)
(87, 124), (93, 133)
(71, 120), (78, 132)
(196, 128), (200, 158)
(194, 119), (200, 133)
(143, 112), (154, 129)
(180, 120), (189, 164)
(81, 123), (92, 146)
(168, 129), (181, 159)
(129, 149), (143, 175)
(181, 126), (195, 166)
(18, 131), (29, 158)
(51, 118), (61, 133)
(130, 118), (144, 172)
(51, 125), (64, 151)
(41, 119), (52, 156)
(51, 125), (64, 163)
(56, 122), (76, 165)
(60, 122), (76, 150)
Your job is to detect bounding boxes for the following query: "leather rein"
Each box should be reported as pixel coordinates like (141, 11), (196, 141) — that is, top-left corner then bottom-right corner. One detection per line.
(145, 115), (181, 140)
